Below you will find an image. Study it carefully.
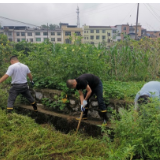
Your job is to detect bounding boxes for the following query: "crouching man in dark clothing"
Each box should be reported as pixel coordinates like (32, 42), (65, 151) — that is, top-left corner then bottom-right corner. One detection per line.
(0, 56), (37, 113)
(66, 73), (108, 125)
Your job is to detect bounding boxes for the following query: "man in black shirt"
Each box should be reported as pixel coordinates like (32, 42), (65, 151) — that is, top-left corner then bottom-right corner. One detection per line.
(66, 74), (108, 125)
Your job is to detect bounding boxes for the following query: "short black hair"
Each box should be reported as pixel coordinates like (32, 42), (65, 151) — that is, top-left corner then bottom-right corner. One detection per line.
(138, 95), (149, 105)
(10, 55), (18, 61)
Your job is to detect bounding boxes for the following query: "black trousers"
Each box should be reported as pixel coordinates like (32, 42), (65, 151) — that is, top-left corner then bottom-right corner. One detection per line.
(84, 81), (107, 111)
(7, 83), (34, 109)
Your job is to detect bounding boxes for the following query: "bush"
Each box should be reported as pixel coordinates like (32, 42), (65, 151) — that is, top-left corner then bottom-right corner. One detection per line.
(105, 99), (160, 159)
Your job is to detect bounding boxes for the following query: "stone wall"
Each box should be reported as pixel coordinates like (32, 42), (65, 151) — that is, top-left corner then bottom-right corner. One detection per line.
(31, 88), (133, 120)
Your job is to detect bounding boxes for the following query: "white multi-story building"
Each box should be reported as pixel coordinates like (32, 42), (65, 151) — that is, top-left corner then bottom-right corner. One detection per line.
(0, 26), (62, 44)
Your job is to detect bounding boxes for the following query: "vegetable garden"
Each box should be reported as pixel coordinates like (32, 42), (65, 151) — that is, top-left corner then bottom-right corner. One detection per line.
(1, 34), (160, 159)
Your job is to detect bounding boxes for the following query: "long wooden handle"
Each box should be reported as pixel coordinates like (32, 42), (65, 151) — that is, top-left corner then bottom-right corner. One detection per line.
(76, 111), (83, 134)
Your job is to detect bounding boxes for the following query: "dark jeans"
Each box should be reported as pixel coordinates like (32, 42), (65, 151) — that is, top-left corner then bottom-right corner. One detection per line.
(84, 81), (107, 111)
(7, 83), (34, 108)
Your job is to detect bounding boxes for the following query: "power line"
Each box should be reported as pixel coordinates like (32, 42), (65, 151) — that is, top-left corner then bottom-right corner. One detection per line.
(81, 3), (130, 17)
(59, 3), (130, 24)
(145, 22), (156, 30)
(121, 4), (137, 23)
(53, 4), (101, 22)
(144, 4), (160, 24)
(53, 4), (119, 22)
(148, 5), (160, 13)
(0, 16), (41, 27)
(147, 4), (160, 19)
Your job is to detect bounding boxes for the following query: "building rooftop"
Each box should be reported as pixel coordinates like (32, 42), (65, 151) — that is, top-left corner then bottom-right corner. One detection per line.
(110, 26), (116, 29)
(89, 26), (111, 28)
(59, 23), (78, 28)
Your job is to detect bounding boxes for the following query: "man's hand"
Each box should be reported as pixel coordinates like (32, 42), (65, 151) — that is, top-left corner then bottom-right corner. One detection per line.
(83, 100), (87, 106)
(30, 81), (34, 86)
(81, 105), (85, 112)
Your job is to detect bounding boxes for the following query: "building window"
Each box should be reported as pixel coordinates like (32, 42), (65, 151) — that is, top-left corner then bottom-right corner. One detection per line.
(90, 42), (94, 44)
(21, 38), (26, 41)
(65, 39), (71, 44)
(57, 38), (61, 41)
(107, 33), (110, 36)
(51, 38), (55, 41)
(90, 36), (94, 40)
(75, 32), (81, 36)
(90, 30), (94, 33)
(9, 38), (12, 42)
(65, 32), (71, 36)
(8, 32), (12, 36)
(35, 32), (40, 36)
(102, 36), (105, 40)
(57, 32), (61, 36)
(96, 36), (99, 40)
(21, 32), (25, 36)
(112, 30), (116, 33)
(30, 39), (33, 42)
(108, 39), (110, 43)
(123, 27), (126, 30)
(44, 38), (48, 41)
(28, 32), (32, 36)
(36, 38), (41, 42)
(16, 32), (20, 36)
(118, 33), (121, 36)
(51, 32), (55, 35)
(117, 39), (121, 41)
(96, 30), (99, 33)
(84, 31), (86, 33)
(102, 30), (105, 33)
(17, 38), (20, 42)
(43, 32), (48, 36)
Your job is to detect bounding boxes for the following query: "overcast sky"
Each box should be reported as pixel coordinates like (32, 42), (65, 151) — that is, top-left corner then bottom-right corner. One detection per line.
(0, 2), (160, 31)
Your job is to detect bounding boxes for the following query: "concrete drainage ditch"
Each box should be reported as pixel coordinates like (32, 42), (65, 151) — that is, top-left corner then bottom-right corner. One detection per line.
(15, 104), (112, 137)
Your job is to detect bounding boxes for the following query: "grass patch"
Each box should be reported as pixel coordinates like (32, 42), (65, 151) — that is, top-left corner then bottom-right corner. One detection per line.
(0, 109), (109, 160)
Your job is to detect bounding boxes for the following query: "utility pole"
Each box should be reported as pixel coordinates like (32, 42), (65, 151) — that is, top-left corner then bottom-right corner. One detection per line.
(47, 23), (48, 43)
(76, 6), (80, 28)
(135, 3), (139, 40)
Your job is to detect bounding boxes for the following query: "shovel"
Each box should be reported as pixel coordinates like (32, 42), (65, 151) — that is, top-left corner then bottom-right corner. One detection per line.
(76, 101), (87, 134)
(76, 111), (83, 134)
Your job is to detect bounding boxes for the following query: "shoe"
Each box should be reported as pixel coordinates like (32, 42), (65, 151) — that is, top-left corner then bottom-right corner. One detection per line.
(31, 102), (38, 111)
(101, 111), (108, 126)
(7, 108), (13, 114)
(102, 119), (107, 126)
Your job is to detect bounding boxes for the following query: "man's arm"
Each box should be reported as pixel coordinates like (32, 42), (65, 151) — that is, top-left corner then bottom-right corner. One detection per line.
(0, 74), (9, 83)
(27, 73), (33, 81)
(78, 90), (84, 105)
(84, 85), (92, 100)
(78, 85), (92, 105)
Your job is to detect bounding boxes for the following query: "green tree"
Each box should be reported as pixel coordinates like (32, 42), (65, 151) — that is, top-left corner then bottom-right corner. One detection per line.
(41, 24), (59, 30)
(49, 24), (59, 30)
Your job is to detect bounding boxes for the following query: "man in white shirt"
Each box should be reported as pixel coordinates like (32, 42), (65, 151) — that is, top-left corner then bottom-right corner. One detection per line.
(0, 56), (37, 113)
(134, 81), (160, 111)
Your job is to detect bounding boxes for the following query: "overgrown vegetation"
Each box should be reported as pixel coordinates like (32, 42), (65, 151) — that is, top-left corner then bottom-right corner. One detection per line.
(1, 34), (160, 102)
(105, 98), (160, 159)
(0, 109), (110, 160)
(1, 34), (160, 159)
(1, 90), (160, 159)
